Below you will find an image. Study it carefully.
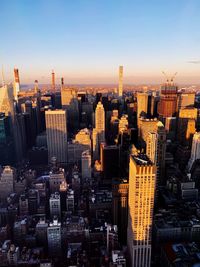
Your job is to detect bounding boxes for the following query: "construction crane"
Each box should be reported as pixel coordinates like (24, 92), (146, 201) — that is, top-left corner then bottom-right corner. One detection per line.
(162, 71), (169, 83)
(162, 71), (177, 84)
(170, 72), (177, 82)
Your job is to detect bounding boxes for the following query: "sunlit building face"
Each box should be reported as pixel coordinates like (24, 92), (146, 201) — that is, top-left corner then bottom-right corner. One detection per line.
(127, 155), (156, 267)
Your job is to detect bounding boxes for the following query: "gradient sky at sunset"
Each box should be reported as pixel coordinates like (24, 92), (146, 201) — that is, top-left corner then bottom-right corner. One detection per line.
(1, 0), (200, 84)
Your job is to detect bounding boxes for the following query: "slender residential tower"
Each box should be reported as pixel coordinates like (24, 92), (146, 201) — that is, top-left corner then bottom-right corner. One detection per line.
(34, 80), (39, 94)
(61, 77), (64, 88)
(14, 68), (20, 100)
(127, 154), (156, 267)
(51, 70), (55, 91)
(118, 66), (123, 97)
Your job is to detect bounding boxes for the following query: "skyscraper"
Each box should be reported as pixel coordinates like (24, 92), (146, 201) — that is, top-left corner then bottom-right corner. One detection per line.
(177, 107), (197, 146)
(112, 178), (129, 244)
(81, 150), (91, 179)
(100, 143), (120, 179)
(0, 85), (24, 162)
(138, 118), (158, 142)
(137, 92), (148, 119)
(0, 166), (15, 201)
(61, 88), (79, 131)
(45, 110), (67, 163)
(146, 121), (166, 185)
(47, 218), (61, 257)
(118, 114), (128, 134)
(13, 68), (20, 101)
(158, 82), (178, 118)
(95, 101), (105, 149)
(0, 85), (15, 117)
(177, 92), (195, 110)
(49, 192), (61, 219)
(146, 132), (158, 163)
(118, 66), (123, 97)
(92, 128), (99, 161)
(188, 132), (200, 171)
(0, 113), (15, 165)
(127, 154), (156, 267)
(51, 70), (55, 91)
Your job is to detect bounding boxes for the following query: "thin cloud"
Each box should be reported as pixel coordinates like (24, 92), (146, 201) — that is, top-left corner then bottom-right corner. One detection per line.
(187, 60), (200, 64)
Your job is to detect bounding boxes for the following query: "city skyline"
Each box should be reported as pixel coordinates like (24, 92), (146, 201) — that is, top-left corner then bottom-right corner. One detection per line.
(1, 0), (200, 84)
(1, 1), (200, 266)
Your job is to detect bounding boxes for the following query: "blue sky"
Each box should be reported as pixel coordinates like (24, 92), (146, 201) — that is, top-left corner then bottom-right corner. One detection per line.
(1, 0), (200, 84)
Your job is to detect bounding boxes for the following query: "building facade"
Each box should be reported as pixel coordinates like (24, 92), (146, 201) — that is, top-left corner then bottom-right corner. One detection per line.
(45, 110), (67, 163)
(127, 154), (156, 267)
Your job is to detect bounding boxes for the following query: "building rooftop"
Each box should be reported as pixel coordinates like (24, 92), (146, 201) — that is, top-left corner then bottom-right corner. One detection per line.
(112, 178), (128, 185)
(154, 202), (200, 230)
(163, 242), (200, 266)
(131, 154), (153, 166)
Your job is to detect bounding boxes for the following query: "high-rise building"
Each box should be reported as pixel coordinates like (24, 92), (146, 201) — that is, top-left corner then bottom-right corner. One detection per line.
(165, 117), (177, 141)
(28, 189), (39, 215)
(81, 150), (91, 179)
(94, 102), (105, 157)
(0, 85), (24, 162)
(61, 88), (79, 132)
(36, 218), (48, 247)
(67, 128), (91, 163)
(66, 189), (75, 212)
(92, 128), (99, 161)
(7, 245), (19, 266)
(112, 178), (129, 244)
(188, 132), (200, 171)
(146, 121), (166, 185)
(19, 194), (29, 216)
(75, 128), (91, 149)
(13, 68), (20, 101)
(150, 92), (159, 117)
(137, 92), (148, 119)
(118, 114), (128, 134)
(49, 192), (61, 219)
(0, 85), (15, 117)
(138, 118), (159, 142)
(61, 77), (64, 88)
(51, 70), (55, 91)
(61, 88), (76, 108)
(45, 110), (67, 163)
(49, 168), (66, 193)
(0, 166), (15, 201)
(47, 218), (61, 257)
(0, 113), (15, 165)
(177, 107), (197, 146)
(127, 154), (156, 267)
(177, 92), (195, 109)
(100, 143), (120, 179)
(118, 66), (123, 97)
(158, 82), (178, 118)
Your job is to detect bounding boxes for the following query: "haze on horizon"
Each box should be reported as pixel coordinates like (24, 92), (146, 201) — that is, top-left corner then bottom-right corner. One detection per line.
(1, 0), (200, 85)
